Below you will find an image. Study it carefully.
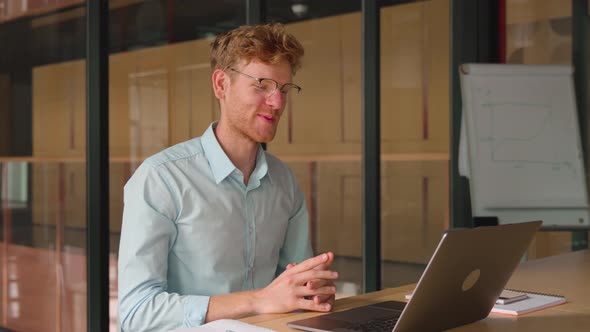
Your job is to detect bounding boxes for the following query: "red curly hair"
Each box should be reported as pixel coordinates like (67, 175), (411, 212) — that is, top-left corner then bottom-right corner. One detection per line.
(210, 23), (304, 74)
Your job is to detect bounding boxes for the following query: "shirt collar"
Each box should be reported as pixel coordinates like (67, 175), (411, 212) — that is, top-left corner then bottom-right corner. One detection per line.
(252, 145), (273, 185)
(201, 122), (272, 185)
(201, 123), (235, 184)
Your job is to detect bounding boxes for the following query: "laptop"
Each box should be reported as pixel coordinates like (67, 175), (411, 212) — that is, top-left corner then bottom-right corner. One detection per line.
(287, 221), (541, 332)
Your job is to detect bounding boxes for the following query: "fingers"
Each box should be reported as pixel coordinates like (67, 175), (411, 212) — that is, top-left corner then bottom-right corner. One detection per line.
(298, 284), (336, 297)
(304, 279), (336, 304)
(285, 252), (335, 273)
(292, 270), (338, 286)
(309, 252), (334, 271)
(316, 252), (334, 270)
(296, 297), (332, 312)
(312, 294), (336, 305)
(283, 253), (331, 275)
(306, 278), (333, 290)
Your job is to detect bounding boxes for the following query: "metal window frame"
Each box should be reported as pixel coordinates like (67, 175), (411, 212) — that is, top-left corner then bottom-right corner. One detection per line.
(572, 0), (589, 250)
(86, 0), (110, 331)
(450, 0), (499, 230)
(247, 0), (265, 24)
(361, 0), (381, 293)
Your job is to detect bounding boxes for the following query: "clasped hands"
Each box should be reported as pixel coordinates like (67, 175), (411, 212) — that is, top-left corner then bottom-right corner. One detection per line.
(254, 252), (338, 314)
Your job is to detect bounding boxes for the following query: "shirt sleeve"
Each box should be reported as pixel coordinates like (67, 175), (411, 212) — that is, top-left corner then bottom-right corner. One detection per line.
(118, 163), (210, 331)
(276, 184), (314, 276)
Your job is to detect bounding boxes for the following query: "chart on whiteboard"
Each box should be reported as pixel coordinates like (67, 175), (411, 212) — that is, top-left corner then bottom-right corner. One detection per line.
(468, 78), (586, 208)
(480, 100), (576, 173)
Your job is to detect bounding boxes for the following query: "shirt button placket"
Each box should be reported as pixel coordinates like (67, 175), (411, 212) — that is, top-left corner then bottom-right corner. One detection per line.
(247, 190), (256, 288)
(244, 190), (255, 288)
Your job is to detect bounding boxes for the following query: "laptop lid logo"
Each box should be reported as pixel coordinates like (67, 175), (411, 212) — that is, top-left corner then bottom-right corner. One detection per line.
(462, 269), (481, 291)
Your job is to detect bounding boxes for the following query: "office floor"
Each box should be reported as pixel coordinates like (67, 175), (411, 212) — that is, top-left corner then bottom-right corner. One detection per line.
(0, 242), (427, 332)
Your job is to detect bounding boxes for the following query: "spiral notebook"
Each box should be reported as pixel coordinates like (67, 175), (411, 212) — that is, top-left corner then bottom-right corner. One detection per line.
(491, 289), (566, 316)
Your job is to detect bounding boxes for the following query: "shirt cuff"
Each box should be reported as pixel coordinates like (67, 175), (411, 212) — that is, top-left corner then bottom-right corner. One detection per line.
(181, 295), (210, 327)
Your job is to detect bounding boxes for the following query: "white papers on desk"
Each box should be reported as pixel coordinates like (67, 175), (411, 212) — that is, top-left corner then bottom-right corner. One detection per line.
(491, 291), (566, 316)
(168, 319), (277, 332)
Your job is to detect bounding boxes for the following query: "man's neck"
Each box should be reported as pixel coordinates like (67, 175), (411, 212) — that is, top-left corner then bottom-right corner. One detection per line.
(213, 123), (258, 185)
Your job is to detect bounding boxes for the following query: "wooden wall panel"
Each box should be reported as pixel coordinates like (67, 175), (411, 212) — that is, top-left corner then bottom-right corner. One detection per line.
(381, 4), (425, 149)
(314, 160), (446, 263)
(131, 47), (171, 158)
(109, 45), (171, 158)
(381, 161), (447, 262)
(315, 162), (362, 257)
(63, 162), (86, 229)
(271, 17), (346, 155)
(340, 13), (362, 145)
(32, 60), (85, 157)
(32, 163), (59, 227)
(506, 0), (571, 24)
(109, 53), (132, 157)
(170, 39), (217, 145)
(380, 2), (449, 153)
(31, 6), (451, 158)
(425, 0), (450, 148)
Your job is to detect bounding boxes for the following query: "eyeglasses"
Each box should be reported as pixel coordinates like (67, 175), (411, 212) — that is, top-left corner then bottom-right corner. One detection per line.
(227, 67), (301, 98)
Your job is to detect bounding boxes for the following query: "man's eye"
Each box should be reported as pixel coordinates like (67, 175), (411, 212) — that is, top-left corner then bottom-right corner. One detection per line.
(256, 84), (270, 91)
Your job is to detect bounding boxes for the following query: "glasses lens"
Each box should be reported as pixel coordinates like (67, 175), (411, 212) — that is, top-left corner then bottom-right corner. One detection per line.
(280, 84), (300, 97)
(259, 79), (278, 97)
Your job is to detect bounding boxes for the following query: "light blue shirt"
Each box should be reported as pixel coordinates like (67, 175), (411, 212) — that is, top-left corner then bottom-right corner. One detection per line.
(118, 123), (313, 331)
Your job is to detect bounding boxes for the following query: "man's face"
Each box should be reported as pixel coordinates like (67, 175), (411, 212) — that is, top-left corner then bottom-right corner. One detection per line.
(219, 59), (293, 143)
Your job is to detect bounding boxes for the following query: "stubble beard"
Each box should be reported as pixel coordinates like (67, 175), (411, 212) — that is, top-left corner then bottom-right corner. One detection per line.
(225, 113), (279, 144)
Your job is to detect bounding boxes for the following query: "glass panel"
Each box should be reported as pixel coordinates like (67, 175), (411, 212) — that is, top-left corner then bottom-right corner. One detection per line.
(109, 0), (246, 329)
(267, 2), (363, 299)
(379, 0), (451, 287)
(0, 1), (87, 331)
(505, 0), (578, 259)
(506, 0), (571, 64)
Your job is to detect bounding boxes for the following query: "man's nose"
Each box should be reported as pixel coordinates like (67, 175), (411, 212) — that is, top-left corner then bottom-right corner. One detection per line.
(266, 90), (285, 108)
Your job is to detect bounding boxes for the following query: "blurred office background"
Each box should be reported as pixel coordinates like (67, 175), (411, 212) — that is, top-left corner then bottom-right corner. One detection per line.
(0, 0), (588, 331)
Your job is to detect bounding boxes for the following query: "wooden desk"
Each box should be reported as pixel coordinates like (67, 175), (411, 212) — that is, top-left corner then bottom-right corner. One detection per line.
(243, 249), (590, 331)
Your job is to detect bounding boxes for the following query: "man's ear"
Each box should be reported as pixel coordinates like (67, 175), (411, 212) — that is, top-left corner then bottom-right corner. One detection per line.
(212, 69), (228, 100)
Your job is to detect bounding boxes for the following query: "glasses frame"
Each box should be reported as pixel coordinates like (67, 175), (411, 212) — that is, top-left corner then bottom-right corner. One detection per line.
(227, 67), (302, 98)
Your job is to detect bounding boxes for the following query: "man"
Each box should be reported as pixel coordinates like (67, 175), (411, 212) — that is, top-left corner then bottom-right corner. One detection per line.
(118, 23), (338, 331)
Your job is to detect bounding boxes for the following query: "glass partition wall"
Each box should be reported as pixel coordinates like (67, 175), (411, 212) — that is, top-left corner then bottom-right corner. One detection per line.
(379, 0), (450, 288)
(0, 1), (88, 331)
